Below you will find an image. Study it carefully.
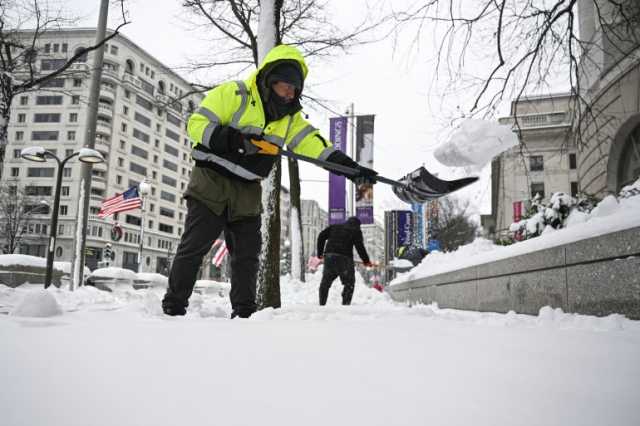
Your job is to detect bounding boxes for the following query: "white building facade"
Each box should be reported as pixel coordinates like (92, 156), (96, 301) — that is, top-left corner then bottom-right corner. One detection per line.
(489, 94), (576, 234)
(3, 28), (203, 272)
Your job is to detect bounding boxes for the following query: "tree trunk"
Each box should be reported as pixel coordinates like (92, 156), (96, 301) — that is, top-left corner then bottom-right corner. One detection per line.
(257, 159), (282, 308)
(288, 157), (305, 282)
(0, 74), (13, 172)
(255, 0), (283, 309)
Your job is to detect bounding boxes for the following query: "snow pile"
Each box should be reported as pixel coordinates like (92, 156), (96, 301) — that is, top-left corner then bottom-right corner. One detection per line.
(53, 261), (91, 277)
(434, 119), (518, 171)
(10, 288), (63, 317)
(136, 272), (168, 288)
(0, 254), (48, 268)
(89, 267), (137, 281)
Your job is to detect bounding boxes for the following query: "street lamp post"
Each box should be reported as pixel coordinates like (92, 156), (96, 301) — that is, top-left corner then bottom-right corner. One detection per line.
(137, 180), (151, 273)
(21, 147), (105, 289)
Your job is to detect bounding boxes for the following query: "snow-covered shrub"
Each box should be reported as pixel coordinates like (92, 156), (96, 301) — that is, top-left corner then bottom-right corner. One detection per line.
(619, 177), (640, 199)
(510, 192), (576, 241)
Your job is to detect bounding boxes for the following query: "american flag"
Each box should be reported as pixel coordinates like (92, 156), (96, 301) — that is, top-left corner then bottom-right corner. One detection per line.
(98, 186), (142, 218)
(212, 239), (228, 267)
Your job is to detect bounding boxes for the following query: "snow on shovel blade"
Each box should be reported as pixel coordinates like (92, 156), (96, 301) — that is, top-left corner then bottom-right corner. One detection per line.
(392, 167), (479, 203)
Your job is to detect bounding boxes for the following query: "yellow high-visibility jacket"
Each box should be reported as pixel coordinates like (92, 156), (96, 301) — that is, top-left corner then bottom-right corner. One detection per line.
(187, 44), (336, 181)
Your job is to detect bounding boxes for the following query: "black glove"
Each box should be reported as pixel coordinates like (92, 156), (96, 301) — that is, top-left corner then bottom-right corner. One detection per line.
(353, 164), (377, 185)
(209, 126), (260, 156)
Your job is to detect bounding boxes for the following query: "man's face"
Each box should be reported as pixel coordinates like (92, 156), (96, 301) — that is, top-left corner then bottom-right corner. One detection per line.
(271, 81), (296, 103)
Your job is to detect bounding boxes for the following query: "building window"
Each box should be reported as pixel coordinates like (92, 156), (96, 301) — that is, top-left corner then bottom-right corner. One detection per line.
(73, 78), (82, 87)
(570, 182), (578, 197)
(33, 113), (61, 123)
(11, 168), (19, 177)
(159, 207), (175, 218)
(135, 95), (153, 111)
(165, 129), (180, 142)
(569, 153), (577, 170)
(529, 156), (544, 171)
(123, 105), (129, 115)
(14, 130), (23, 141)
(69, 113), (78, 123)
(40, 78), (65, 88)
(19, 96), (28, 105)
(134, 112), (151, 127)
(17, 113), (26, 123)
(120, 140), (126, 150)
(129, 162), (147, 176)
(31, 130), (58, 141)
(163, 159), (177, 172)
(530, 182), (545, 199)
(160, 190), (175, 203)
(62, 43), (68, 53)
(159, 223), (174, 234)
(36, 95), (63, 105)
(162, 175), (177, 187)
(63, 168), (71, 177)
(65, 149), (74, 157)
(131, 145), (149, 159)
(121, 123), (127, 133)
(67, 131), (76, 141)
(116, 175), (123, 185)
(117, 158), (124, 167)
(25, 186), (52, 196)
(126, 215), (141, 226)
(61, 186), (70, 196)
(110, 45), (118, 55)
(59, 205), (68, 216)
(164, 144), (179, 157)
(132, 128), (150, 143)
(40, 59), (66, 71)
(27, 167), (55, 178)
(71, 95), (80, 105)
(152, 171), (157, 179)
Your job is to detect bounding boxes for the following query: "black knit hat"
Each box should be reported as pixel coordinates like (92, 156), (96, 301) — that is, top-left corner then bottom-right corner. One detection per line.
(266, 62), (303, 90)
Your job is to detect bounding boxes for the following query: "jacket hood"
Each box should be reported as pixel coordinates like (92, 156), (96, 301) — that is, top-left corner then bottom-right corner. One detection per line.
(251, 44), (308, 122)
(257, 44), (308, 79)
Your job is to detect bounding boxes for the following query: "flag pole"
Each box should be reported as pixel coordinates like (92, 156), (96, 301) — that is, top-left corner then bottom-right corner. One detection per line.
(138, 181), (151, 273)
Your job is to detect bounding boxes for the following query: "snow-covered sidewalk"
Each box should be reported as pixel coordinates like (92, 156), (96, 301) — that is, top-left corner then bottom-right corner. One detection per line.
(1, 272), (639, 426)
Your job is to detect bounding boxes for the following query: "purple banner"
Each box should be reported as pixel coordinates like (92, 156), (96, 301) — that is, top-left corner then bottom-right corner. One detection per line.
(396, 210), (413, 247)
(355, 115), (375, 224)
(328, 117), (348, 224)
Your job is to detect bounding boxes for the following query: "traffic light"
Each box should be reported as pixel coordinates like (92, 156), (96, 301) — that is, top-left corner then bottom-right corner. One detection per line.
(103, 244), (115, 262)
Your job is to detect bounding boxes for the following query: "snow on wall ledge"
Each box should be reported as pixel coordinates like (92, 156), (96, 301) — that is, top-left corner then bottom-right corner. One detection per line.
(388, 226), (640, 319)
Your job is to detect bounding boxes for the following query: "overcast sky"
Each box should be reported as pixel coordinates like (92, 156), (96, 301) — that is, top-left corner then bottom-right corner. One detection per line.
(59, 0), (498, 220)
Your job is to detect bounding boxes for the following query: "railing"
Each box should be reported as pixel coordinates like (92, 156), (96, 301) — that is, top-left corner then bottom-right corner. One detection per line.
(500, 112), (571, 129)
(122, 73), (142, 89)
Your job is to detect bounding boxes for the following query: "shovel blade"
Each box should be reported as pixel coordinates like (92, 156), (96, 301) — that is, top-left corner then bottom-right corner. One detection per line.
(392, 167), (479, 204)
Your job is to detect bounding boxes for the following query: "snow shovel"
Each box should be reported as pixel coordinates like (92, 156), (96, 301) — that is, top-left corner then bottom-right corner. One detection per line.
(259, 143), (479, 203)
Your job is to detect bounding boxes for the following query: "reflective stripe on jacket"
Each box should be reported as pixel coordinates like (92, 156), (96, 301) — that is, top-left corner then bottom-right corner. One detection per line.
(188, 45), (336, 180)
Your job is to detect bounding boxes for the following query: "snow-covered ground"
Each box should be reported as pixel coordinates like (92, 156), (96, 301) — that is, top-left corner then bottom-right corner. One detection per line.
(1, 270), (639, 426)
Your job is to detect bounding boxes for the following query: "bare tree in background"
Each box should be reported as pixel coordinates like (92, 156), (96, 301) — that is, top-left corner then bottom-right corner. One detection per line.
(430, 197), (477, 252)
(0, 179), (49, 254)
(392, 0), (640, 143)
(0, 0), (130, 171)
(182, 0), (388, 307)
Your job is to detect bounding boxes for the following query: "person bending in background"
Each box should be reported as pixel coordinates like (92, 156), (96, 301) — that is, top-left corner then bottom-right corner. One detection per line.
(316, 216), (373, 306)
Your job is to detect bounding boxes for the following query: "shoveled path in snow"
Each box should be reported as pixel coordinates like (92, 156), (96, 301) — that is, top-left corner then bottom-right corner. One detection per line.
(1, 273), (639, 426)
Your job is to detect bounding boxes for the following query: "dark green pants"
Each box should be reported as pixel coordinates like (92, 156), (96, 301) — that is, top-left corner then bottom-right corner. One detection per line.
(162, 197), (261, 317)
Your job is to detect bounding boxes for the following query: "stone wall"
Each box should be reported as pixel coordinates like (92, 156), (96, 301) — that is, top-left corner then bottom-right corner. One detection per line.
(388, 227), (640, 319)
